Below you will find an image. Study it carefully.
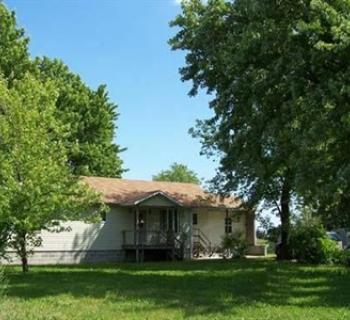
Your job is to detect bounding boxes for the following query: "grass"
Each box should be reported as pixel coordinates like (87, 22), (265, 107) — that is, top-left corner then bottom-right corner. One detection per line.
(0, 259), (350, 320)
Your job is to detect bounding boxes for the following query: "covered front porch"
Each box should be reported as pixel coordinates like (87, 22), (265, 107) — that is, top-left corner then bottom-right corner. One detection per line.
(120, 192), (192, 262)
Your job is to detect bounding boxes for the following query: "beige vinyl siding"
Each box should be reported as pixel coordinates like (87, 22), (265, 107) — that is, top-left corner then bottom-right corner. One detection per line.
(33, 205), (133, 252)
(2, 205), (134, 264)
(195, 209), (246, 247)
(181, 208), (193, 258)
(1, 204), (253, 265)
(27, 205), (192, 254)
(139, 195), (177, 207)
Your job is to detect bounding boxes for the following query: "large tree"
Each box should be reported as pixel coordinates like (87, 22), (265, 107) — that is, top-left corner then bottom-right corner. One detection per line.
(0, 3), (33, 83)
(170, 0), (350, 258)
(287, 1), (350, 230)
(153, 162), (201, 184)
(0, 3), (124, 178)
(0, 3), (122, 271)
(34, 58), (124, 177)
(170, 0), (304, 259)
(0, 75), (102, 272)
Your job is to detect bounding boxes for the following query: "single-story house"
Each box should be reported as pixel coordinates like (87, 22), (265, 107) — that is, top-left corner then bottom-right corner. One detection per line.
(4, 177), (264, 264)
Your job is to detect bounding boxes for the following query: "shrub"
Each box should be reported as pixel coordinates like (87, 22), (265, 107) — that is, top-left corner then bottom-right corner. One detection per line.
(333, 249), (350, 267)
(342, 250), (350, 267)
(221, 232), (248, 259)
(0, 266), (7, 299)
(291, 221), (340, 264)
(0, 222), (11, 259)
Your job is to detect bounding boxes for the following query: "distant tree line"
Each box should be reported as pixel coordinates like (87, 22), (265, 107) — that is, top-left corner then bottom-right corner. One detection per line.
(153, 162), (201, 184)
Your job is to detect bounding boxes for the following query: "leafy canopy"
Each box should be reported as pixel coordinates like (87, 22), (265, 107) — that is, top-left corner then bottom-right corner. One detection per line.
(0, 75), (103, 270)
(170, 0), (350, 229)
(34, 58), (124, 177)
(0, 4), (32, 83)
(153, 163), (200, 184)
(170, 0), (298, 212)
(0, 3), (124, 178)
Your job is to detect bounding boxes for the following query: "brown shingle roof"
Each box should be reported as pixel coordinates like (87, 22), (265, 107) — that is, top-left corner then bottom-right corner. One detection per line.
(83, 176), (242, 209)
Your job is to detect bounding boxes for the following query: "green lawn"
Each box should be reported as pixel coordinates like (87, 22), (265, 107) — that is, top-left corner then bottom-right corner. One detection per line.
(1, 259), (350, 320)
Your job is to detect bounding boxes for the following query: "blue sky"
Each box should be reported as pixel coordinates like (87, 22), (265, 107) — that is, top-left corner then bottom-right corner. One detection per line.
(5, 0), (217, 182)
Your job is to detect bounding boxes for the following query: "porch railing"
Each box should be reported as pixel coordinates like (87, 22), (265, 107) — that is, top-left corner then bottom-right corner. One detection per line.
(122, 230), (179, 248)
(192, 228), (213, 257)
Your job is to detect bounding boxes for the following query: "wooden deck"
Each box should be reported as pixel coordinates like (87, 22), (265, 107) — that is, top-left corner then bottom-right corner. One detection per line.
(122, 230), (183, 262)
(122, 230), (177, 247)
(122, 244), (175, 250)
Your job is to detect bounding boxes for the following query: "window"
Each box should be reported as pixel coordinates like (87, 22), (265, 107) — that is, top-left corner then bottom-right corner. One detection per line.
(225, 217), (232, 233)
(225, 210), (232, 233)
(192, 213), (198, 225)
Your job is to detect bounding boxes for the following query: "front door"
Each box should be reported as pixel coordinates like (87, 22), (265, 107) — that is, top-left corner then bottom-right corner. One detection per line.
(160, 208), (179, 233)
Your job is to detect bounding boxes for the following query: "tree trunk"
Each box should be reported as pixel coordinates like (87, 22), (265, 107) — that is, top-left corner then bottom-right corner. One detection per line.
(277, 179), (292, 260)
(21, 255), (28, 273)
(19, 231), (29, 273)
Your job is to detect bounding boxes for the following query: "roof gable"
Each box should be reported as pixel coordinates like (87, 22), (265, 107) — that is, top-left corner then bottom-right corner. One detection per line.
(135, 192), (182, 207)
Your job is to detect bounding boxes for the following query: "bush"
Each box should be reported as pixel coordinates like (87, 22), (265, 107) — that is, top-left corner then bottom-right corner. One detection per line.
(291, 221), (340, 264)
(333, 249), (350, 267)
(0, 266), (7, 299)
(0, 222), (11, 259)
(221, 232), (248, 259)
(342, 250), (350, 267)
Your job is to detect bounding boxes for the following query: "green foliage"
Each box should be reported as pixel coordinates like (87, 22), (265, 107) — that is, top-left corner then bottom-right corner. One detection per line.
(170, 0), (302, 259)
(257, 215), (280, 243)
(288, 1), (350, 229)
(0, 3), (33, 83)
(291, 220), (339, 264)
(0, 266), (7, 298)
(333, 249), (350, 267)
(341, 250), (350, 267)
(0, 75), (103, 272)
(0, 271), (5, 300)
(0, 4), (124, 178)
(0, 223), (11, 259)
(170, 0), (350, 255)
(170, 0), (297, 202)
(221, 232), (248, 258)
(0, 3), (122, 272)
(340, 251), (350, 267)
(34, 57), (124, 177)
(153, 162), (200, 184)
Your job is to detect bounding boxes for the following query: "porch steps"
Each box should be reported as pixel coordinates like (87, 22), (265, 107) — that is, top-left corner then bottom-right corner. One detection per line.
(192, 228), (213, 258)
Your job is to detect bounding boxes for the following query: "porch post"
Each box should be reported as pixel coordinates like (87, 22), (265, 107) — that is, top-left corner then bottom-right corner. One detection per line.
(135, 206), (140, 263)
(189, 209), (193, 259)
(245, 209), (256, 246)
(166, 208), (169, 230)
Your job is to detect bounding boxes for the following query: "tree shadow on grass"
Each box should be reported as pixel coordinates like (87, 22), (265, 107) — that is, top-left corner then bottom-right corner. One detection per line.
(4, 260), (350, 318)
